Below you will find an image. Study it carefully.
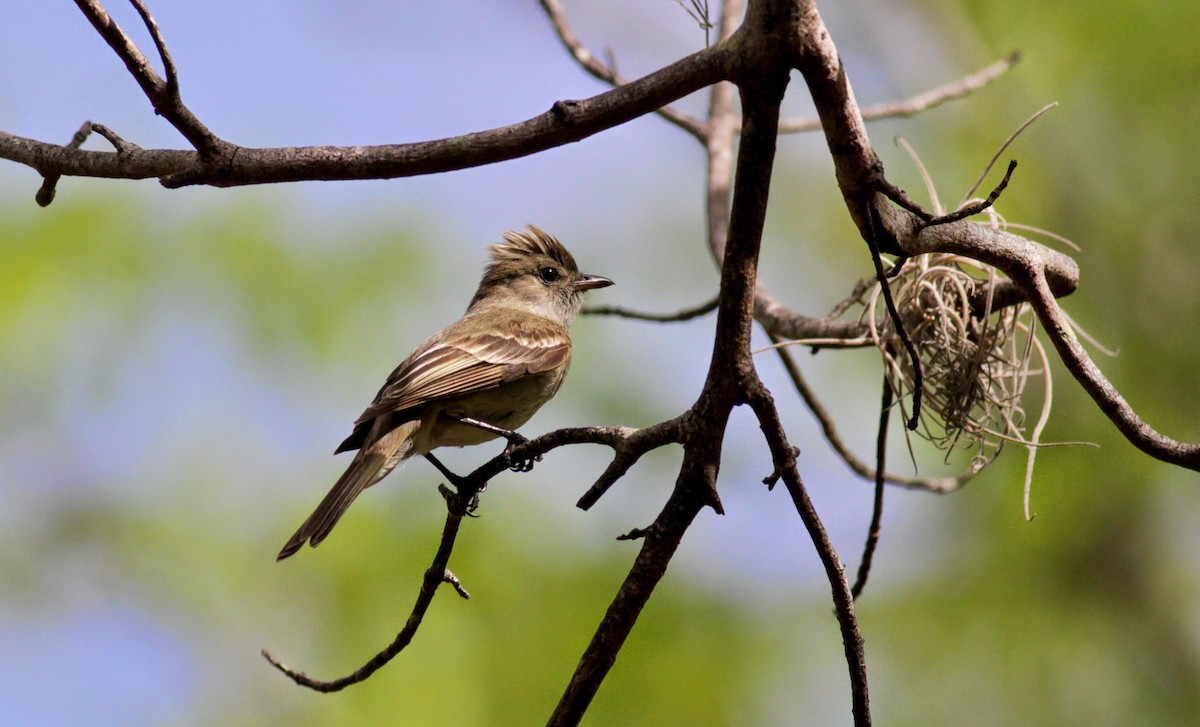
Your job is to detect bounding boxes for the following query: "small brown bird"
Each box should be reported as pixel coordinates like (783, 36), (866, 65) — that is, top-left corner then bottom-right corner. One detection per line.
(277, 226), (613, 560)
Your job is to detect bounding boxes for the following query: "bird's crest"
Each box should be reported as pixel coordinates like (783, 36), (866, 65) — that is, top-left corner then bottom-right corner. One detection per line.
(490, 225), (578, 272)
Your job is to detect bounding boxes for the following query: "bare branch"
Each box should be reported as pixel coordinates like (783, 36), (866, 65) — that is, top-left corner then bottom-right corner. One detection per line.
(537, 0), (707, 139)
(72, 0), (165, 102)
(573, 419), (688, 510)
(553, 11), (795, 718)
(263, 498), (467, 692)
(1019, 267), (1200, 470)
(583, 296), (718, 322)
(865, 205), (923, 430)
(746, 379), (870, 727)
(127, 0), (178, 90)
(849, 378), (891, 600)
(880, 204), (1080, 299)
(0, 40), (731, 189)
(72, 0), (225, 155)
(753, 289), (873, 343)
(778, 52), (1021, 133)
(262, 418), (685, 691)
(35, 122), (92, 207)
(548, 462), (709, 726)
(442, 569), (471, 599)
(701, 0), (743, 267)
(922, 159), (1017, 228)
(89, 123), (140, 154)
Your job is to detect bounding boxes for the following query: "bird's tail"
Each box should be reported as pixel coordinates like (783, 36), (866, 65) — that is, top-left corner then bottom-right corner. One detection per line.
(276, 425), (414, 560)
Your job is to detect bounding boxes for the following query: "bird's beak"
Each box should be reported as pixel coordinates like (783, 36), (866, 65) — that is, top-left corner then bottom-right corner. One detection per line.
(574, 274), (614, 291)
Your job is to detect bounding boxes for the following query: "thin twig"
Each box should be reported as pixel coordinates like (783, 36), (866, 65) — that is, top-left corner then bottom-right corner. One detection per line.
(922, 160), (1017, 228)
(263, 499), (467, 692)
(537, 0), (707, 140)
(850, 378), (891, 599)
(36, 121), (93, 207)
(442, 569), (472, 599)
(72, 0), (224, 155)
(128, 0), (178, 91)
(264, 421), (678, 691)
(89, 123), (140, 154)
(877, 179), (934, 222)
(583, 296), (718, 322)
(866, 205), (922, 430)
(778, 52), (1022, 133)
(747, 381), (870, 727)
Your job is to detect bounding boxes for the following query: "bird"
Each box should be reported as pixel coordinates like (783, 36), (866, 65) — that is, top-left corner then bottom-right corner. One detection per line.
(276, 226), (613, 560)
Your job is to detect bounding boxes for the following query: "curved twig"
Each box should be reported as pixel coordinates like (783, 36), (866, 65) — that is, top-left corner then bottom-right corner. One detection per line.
(1018, 266), (1200, 470)
(264, 420), (683, 692)
(537, 0), (707, 140)
(850, 377), (891, 599)
(777, 52), (1022, 133)
(262, 495), (468, 692)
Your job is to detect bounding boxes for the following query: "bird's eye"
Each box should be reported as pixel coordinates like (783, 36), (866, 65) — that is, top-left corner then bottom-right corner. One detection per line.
(538, 266), (561, 283)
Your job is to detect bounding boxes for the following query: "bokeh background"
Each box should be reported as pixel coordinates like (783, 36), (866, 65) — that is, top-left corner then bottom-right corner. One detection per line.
(2, 1), (1198, 725)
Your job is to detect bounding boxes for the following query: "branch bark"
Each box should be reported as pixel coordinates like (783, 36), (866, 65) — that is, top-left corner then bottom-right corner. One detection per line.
(0, 42), (731, 190)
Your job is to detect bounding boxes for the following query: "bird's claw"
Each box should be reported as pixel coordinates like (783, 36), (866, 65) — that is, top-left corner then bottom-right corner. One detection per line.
(463, 490), (482, 515)
(502, 435), (541, 473)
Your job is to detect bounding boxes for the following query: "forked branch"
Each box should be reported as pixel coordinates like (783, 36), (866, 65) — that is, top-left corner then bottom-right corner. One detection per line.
(263, 420), (686, 690)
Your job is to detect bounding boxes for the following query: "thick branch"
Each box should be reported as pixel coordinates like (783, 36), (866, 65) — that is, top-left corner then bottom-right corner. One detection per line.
(547, 444), (709, 727)
(0, 41), (731, 189)
(791, 0), (884, 236)
(550, 6), (794, 719)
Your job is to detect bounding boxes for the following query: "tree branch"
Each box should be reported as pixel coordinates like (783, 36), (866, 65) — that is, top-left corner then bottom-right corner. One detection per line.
(551, 3), (797, 719)
(0, 19), (733, 190)
(746, 379), (870, 726)
(1018, 266), (1200, 470)
(73, 0), (226, 156)
(583, 296), (718, 323)
(537, 0), (707, 139)
(849, 377), (891, 599)
(777, 52), (1021, 133)
(262, 493), (468, 692)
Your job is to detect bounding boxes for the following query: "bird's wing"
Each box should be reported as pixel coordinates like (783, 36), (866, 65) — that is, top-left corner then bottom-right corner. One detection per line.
(356, 314), (570, 426)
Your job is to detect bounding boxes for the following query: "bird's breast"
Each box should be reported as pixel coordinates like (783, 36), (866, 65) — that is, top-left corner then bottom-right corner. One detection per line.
(410, 367), (567, 454)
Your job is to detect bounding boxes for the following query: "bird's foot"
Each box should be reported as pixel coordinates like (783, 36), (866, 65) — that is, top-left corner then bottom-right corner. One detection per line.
(502, 434), (541, 473)
(427, 453), (484, 515)
(453, 416), (541, 473)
